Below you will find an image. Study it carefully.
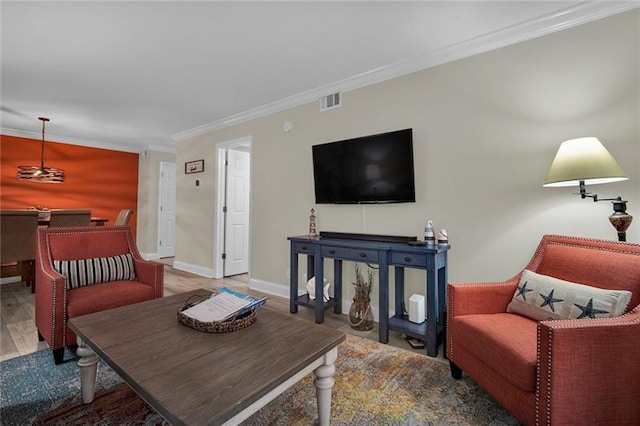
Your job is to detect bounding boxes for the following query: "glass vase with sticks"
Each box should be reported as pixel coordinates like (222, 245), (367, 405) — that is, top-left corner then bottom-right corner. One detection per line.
(348, 264), (375, 331)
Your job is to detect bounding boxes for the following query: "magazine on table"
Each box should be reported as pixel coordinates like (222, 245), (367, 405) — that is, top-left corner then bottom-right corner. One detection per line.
(181, 287), (267, 322)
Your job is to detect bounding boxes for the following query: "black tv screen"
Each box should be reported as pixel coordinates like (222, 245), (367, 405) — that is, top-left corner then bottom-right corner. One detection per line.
(312, 129), (415, 204)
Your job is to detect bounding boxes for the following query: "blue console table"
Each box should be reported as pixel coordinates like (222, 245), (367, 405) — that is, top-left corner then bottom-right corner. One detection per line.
(288, 235), (450, 356)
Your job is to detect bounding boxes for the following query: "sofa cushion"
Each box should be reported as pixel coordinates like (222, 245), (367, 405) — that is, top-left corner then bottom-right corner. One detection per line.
(66, 280), (155, 318)
(453, 313), (538, 392)
(507, 269), (632, 321)
(54, 253), (136, 289)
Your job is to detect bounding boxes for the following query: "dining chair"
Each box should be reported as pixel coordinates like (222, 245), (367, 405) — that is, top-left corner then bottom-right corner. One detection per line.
(114, 209), (134, 226)
(48, 209), (91, 227)
(0, 210), (39, 291)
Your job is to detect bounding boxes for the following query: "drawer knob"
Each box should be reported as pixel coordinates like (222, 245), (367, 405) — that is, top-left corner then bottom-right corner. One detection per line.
(301, 246), (307, 250)
(329, 250), (336, 254)
(404, 256), (411, 262)
(360, 253), (367, 258)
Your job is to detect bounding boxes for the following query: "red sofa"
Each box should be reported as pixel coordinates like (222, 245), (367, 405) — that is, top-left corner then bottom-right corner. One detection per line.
(447, 234), (640, 426)
(35, 226), (163, 364)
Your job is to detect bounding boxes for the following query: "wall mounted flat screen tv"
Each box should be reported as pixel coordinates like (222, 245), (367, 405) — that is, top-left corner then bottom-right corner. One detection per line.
(312, 128), (415, 204)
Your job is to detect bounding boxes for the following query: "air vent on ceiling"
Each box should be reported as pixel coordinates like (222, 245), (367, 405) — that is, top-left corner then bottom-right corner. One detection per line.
(319, 92), (342, 112)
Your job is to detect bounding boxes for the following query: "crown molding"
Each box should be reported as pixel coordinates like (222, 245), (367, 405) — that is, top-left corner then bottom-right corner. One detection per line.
(147, 144), (177, 154)
(173, 1), (640, 142)
(1, 127), (176, 154)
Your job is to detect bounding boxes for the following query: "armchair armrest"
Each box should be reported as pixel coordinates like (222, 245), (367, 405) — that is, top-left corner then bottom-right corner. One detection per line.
(447, 273), (521, 317)
(133, 258), (164, 298)
(34, 255), (68, 347)
(537, 307), (640, 425)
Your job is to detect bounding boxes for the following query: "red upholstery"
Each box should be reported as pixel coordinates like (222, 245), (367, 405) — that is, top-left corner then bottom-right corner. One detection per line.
(454, 313), (538, 392)
(66, 281), (156, 318)
(35, 226), (163, 363)
(447, 235), (640, 426)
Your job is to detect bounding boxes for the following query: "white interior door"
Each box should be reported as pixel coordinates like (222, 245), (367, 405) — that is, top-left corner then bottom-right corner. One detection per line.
(158, 162), (176, 258)
(223, 148), (250, 276)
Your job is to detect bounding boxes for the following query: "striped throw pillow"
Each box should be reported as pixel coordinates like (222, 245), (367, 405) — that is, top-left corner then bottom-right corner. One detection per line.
(54, 253), (137, 290)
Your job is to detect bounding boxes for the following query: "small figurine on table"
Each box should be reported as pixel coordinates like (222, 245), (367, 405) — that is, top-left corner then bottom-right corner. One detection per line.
(306, 276), (331, 302)
(309, 208), (317, 237)
(437, 229), (448, 245)
(424, 220), (435, 244)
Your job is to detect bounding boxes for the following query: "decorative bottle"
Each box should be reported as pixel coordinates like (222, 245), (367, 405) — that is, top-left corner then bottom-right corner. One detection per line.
(424, 220), (435, 244)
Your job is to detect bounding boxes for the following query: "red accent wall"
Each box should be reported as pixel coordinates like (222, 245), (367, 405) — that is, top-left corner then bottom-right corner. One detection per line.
(0, 135), (139, 234)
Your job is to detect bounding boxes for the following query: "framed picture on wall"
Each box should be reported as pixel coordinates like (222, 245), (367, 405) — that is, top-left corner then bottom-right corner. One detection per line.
(185, 159), (204, 174)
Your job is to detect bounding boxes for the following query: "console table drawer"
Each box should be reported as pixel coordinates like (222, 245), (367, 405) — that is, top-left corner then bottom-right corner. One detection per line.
(293, 242), (315, 255)
(321, 246), (379, 262)
(391, 252), (427, 268)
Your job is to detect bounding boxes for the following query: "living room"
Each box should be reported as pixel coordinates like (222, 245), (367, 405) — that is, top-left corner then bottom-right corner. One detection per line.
(1, 2), (639, 425)
(2, 4), (637, 295)
(172, 8), (639, 308)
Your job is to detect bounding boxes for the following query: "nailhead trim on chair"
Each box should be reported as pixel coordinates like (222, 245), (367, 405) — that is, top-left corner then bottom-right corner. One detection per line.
(447, 288), (455, 361)
(535, 327), (540, 426)
(528, 234), (640, 273)
(536, 308), (640, 426)
(531, 234), (640, 424)
(44, 226), (140, 254)
(535, 325), (553, 426)
(45, 227), (146, 344)
(452, 235), (640, 426)
(447, 279), (520, 363)
(545, 327), (552, 426)
(41, 235), (69, 348)
(41, 226), (163, 349)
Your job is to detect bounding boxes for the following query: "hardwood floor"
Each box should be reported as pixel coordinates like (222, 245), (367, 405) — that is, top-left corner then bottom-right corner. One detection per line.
(0, 261), (445, 363)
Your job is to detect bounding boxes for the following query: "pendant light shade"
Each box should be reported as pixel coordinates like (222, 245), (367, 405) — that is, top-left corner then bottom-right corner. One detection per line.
(17, 117), (65, 183)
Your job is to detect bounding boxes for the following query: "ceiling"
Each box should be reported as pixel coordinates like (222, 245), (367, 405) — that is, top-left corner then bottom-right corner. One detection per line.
(1, 1), (637, 154)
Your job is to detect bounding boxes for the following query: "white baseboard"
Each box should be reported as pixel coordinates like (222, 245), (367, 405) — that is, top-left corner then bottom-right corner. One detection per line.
(248, 278), (290, 298)
(0, 276), (21, 285)
(173, 260), (215, 278)
(248, 278), (385, 322)
(139, 251), (160, 260)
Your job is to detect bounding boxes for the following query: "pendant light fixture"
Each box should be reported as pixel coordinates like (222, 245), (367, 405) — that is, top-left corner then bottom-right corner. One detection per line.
(17, 117), (65, 183)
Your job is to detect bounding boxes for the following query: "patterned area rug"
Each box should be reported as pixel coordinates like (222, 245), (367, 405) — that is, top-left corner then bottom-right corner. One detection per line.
(0, 336), (520, 425)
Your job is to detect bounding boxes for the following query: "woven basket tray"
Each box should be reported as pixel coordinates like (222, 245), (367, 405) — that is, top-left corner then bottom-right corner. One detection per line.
(177, 294), (257, 333)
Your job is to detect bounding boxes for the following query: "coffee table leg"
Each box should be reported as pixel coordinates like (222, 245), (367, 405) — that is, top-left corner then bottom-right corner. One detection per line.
(313, 346), (338, 426)
(76, 336), (99, 404)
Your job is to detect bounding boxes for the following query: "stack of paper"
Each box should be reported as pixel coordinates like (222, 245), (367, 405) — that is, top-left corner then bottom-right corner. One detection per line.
(181, 288), (267, 323)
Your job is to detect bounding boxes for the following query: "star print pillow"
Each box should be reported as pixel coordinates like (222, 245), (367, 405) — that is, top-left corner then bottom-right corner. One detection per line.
(507, 269), (632, 321)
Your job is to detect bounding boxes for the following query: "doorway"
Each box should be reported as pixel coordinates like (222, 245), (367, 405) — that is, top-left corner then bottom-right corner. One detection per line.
(157, 161), (176, 258)
(214, 137), (252, 278)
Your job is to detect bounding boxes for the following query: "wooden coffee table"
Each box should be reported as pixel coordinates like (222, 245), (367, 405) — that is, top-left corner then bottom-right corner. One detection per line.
(68, 289), (346, 425)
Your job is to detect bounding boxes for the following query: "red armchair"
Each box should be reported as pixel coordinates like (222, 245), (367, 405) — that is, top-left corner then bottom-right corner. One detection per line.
(447, 234), (640, 426)
(35, 226), (163, 364)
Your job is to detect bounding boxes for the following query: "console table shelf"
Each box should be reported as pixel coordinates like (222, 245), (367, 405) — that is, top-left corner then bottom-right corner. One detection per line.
(295, 294), (338, 311)
(388, 315), (445, 342)
(288, 234), (449, 357)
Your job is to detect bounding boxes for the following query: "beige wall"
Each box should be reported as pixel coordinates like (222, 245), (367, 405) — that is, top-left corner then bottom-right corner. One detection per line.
(137, 150), (176, 257)
(176, 10), (639, 303)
